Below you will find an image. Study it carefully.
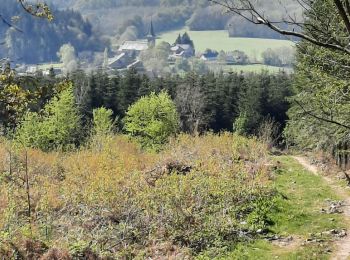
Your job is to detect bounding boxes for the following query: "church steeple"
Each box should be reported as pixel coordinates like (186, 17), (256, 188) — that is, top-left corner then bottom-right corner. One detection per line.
(146, 19), (156, 48)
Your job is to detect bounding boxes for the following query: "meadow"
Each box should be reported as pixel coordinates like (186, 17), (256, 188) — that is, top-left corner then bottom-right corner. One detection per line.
(158, 27), (295, 61)
(207, 64), (294, 74)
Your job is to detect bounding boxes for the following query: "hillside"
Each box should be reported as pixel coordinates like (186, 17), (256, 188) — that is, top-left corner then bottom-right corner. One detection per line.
(0, 0), (106, 64)
(2, 133), (350, 259)
(1, 1), (350, 259)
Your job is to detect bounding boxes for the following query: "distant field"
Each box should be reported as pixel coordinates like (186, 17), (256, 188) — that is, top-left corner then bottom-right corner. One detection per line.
(208, 64), (293, 74)
(37, 63), (63, 70)
(158, 28), (295, 61)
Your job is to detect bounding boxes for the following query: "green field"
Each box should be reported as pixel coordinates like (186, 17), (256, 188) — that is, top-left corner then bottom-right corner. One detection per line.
(37, 63), (63, 70)
(158, 27), (295, 61)
(208, 64), (293, 74)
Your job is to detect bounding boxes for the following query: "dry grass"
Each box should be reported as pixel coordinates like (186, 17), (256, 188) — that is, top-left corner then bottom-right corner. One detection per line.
(0, 133), (272, 258)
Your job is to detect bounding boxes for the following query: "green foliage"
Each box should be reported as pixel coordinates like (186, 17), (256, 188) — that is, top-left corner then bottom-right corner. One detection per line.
(174, 32), (194, 48)
(90, 107), (115, 150)
(246, 197), (275, 230)
(0, 68), (31, 129)
(284, 0), (350, 151)
(15, 82), (82, 151)
(92, 107), (114, 136)
(0, 133), (274, 259)
(233, 112), (249, 135)
(139, 42), (171, 75)
(124, 92), (179, 150)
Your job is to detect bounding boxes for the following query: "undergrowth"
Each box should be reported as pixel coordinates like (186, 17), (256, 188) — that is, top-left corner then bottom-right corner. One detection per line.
(0, 133), (275, 259)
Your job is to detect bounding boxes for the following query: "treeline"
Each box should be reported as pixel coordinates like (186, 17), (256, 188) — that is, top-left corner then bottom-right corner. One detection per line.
(47, 0), (300, 41)
(71, 69), (292, 135)
(2, 69), (293, 139)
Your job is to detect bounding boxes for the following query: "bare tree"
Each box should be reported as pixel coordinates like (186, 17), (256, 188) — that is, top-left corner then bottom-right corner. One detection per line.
(210, 0), (350, 55)
(175, 82), (208, 134)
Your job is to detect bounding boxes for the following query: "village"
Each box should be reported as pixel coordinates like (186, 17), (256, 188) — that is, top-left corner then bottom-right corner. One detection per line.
(12, 21), (290, 77)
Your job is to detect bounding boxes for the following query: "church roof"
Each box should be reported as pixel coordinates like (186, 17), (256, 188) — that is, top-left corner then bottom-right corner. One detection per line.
(147, 19), (155, 37)
(108, 53), (126, 65)
(171, 44), (193, 51)
(177, 44), (192, 50)
(119, 40), (149, 51)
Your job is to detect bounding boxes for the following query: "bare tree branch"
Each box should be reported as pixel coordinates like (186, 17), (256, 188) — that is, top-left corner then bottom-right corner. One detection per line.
(210, 0), (350, 55)
(333, 0), (350, 35)
(295, 100), (350, 130)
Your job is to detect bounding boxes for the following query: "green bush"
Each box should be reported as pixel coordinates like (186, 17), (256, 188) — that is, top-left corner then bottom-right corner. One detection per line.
(124, 91), (179, 150)
(15, 82), (81, 151)
(90, 107), (115, 150)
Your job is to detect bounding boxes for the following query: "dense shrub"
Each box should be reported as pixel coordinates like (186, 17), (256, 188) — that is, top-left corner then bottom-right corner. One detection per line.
(0, 133), (274, 258)
(124, 92), (180, 150)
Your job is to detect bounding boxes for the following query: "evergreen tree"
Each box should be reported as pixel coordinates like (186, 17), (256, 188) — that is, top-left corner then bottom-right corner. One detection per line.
(175, 33), (182, 45)
(118, 68), (142, 114)
(104, 75), (120, 115)
(284, 0), (350, 150)
(181, 32), (194, 48)
(234, 74), (262, 135)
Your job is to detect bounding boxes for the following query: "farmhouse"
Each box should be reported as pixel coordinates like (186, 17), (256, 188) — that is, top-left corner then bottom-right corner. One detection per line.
(200, 49), (219, 61)
(170, 44), (195, 58)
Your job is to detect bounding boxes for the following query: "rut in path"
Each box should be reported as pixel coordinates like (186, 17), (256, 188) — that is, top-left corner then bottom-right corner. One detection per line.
(293, 156), (350, 260)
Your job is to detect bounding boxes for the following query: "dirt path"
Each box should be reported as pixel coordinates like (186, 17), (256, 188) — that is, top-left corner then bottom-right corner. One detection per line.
(293, 156), (350, 260)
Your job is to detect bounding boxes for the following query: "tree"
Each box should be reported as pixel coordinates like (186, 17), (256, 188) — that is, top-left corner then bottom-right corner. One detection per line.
(15, 82), (82, 151)
(214, 0), (350, 149)
(284, 43), (350, 150)
(261, 48), (282, 67)
(0, 66), (30, 129)
(233, 75), (262, 135)
(175, 72), (208, 133)
(118, 68), (142, 114)
(217, 50), (227, 63)
(92, 107), (115, 136)
(57, 44), (78, 74)
(180, 32), (194, 48)
(90, 107), (115, 150)
(139, 42), (171, 75)
(102, 48), (109, 70)
(174, 34), (182, 45)
(174, 58), (190, 72)
(173, 32), (195, 48)
(189, 58), (208, 74)
(124, 92), (179, 150)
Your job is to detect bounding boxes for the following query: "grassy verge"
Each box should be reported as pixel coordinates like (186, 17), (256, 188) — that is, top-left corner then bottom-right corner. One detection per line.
(201, 155), (347, 259)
